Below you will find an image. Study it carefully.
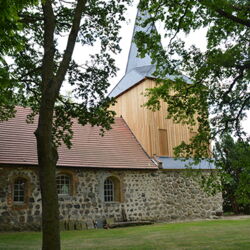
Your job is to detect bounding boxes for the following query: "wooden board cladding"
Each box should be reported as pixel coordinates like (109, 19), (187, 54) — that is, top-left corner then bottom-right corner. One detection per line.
(110, 78), (199, 157)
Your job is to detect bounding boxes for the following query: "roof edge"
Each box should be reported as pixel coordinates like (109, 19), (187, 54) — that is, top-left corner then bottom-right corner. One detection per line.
(119, 117), (158, 168)
(114, 76), (155, 99)
(0, 163), (158, 170)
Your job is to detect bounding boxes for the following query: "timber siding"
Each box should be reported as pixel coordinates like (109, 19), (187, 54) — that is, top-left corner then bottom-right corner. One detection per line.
(111, 78), (199, 157)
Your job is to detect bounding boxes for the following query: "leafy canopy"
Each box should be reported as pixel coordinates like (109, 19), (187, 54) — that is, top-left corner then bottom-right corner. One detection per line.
(0, 0), (38, 120)
(136, 0), (250, 159)
(0, 1), (132, 248)
(1, 0), (131, 147)
(215, 135), (250, 213)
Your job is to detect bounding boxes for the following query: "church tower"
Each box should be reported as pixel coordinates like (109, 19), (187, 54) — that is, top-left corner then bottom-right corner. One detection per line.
(109, 10), (198, 160)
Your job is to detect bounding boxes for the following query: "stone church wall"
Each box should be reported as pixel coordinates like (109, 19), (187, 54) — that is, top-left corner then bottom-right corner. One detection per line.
(0, 166), (222, 231)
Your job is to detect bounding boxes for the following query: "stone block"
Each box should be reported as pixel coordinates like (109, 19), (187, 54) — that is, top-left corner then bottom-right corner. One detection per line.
(68, 220), (75, 230)
(86, 219), (94, 229)
(59, 220), (65, 231)
(0, 191), (6, 198)
(106, 217), (115, 225)
(96, 219), (104, 229)
(75, 221), (82, 230)
(0, 167), (223, 231)
(81, 221), (87, 230)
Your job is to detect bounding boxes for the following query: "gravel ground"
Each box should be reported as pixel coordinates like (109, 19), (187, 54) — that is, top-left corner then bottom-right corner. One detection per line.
(220, 215), (250, 220)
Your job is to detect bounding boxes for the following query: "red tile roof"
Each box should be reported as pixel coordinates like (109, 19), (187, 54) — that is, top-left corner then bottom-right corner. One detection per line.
(0, 107), (157, 169)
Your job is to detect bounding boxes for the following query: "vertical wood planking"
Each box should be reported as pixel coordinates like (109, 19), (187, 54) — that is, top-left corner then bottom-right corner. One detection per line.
(110, 78), (197, 157)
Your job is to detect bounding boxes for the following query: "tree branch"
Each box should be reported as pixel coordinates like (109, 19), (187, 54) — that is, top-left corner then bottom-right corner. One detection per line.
(168, 2), (191, 48)
(18, 66), (42, 81)
(41, 0), (56, 92)
(199, 0), (250, 27)
(235, 95), (250, 132)
(222, 67), (244, 102)
(25, 82), (41, 103)
(231, 4), (250, 12)
(213, 8), (250, 28)
(19, 13), (43, 24)
(55, 0), (87, 94)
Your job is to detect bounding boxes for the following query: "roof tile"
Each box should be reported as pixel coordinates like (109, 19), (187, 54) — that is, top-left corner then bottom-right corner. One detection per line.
(0, 107), (157, 169)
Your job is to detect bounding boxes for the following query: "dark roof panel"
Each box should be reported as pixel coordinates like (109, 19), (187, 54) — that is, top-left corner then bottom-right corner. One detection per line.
(157, 156), (216, 170)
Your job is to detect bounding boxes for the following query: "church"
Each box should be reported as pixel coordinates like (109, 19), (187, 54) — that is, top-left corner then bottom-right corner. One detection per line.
(0, 11), (222, 231)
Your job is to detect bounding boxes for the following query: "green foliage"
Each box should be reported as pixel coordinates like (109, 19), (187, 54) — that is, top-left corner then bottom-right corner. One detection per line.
(0, 1), (131, 248)
(1, 0), (131, 147)
(0, 0), (37, 54)
(0, 0), (38, 121)
(136, 0), (250, 159)
(215, 135), (250, 214)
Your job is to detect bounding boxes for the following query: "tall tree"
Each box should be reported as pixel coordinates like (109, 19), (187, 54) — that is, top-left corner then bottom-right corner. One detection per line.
(0, 0), (37, 120)
(135, 0), (250, 159)
(215, 135), (250, 214)
(1, 0), (130, 249)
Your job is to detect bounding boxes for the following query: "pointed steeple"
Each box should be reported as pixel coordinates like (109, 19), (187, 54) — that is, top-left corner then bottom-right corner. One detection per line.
(125, 10), (155, 74)
(109, 9), (158, 98)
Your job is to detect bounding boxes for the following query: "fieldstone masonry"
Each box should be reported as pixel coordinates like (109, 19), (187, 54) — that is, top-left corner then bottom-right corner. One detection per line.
(0, 166), (223, 231)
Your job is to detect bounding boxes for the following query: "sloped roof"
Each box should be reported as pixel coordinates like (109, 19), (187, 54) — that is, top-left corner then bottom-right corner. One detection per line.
(125, 10), (155, 74)
(0, 107), (157, 169)
(157, 156), (216, 170)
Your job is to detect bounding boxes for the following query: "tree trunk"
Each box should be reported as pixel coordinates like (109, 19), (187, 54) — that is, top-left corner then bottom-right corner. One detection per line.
(231, 198), (240, 214)
(35, 101), (60, 250)
(38, 1), (87, 249)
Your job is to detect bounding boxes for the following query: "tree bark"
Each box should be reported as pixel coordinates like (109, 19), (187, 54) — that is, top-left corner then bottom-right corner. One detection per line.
(37, 1), (87, 249)
(35, 97), (60, 250)
(39, 1), (60, 247)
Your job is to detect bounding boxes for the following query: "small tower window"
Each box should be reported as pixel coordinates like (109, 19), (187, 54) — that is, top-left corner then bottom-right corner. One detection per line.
(56, 174), (71, 195)
(13, 178), (27, 203)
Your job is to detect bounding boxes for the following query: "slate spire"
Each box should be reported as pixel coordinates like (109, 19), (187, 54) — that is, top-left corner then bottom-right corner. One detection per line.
(125, 10), (156, 74)
(109, 9), (158, 98)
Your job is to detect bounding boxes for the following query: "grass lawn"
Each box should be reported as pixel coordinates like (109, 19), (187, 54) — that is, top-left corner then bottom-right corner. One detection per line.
(0, 218), (250, 250)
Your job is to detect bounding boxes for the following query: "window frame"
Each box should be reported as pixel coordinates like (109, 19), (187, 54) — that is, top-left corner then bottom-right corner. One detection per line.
(13, 177), (27, 203)
(56, 173), (72, 196)
(11, 176), (30, 209)
(104, 178), (115, 202)
(103, 176), (122, 203)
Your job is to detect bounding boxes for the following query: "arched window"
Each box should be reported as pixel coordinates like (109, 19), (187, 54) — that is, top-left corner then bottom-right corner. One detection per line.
(104, 178), (114, 202)
(56, 174), (71, 195)
(13, 178), (27, 203)
(104, 176), (122, 202)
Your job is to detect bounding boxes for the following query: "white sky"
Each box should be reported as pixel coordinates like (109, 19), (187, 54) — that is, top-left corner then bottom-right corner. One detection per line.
(68, 1), (250, 136)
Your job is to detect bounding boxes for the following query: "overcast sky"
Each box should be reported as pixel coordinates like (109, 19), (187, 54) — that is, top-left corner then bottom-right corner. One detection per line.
(68, 1), (250, 136)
